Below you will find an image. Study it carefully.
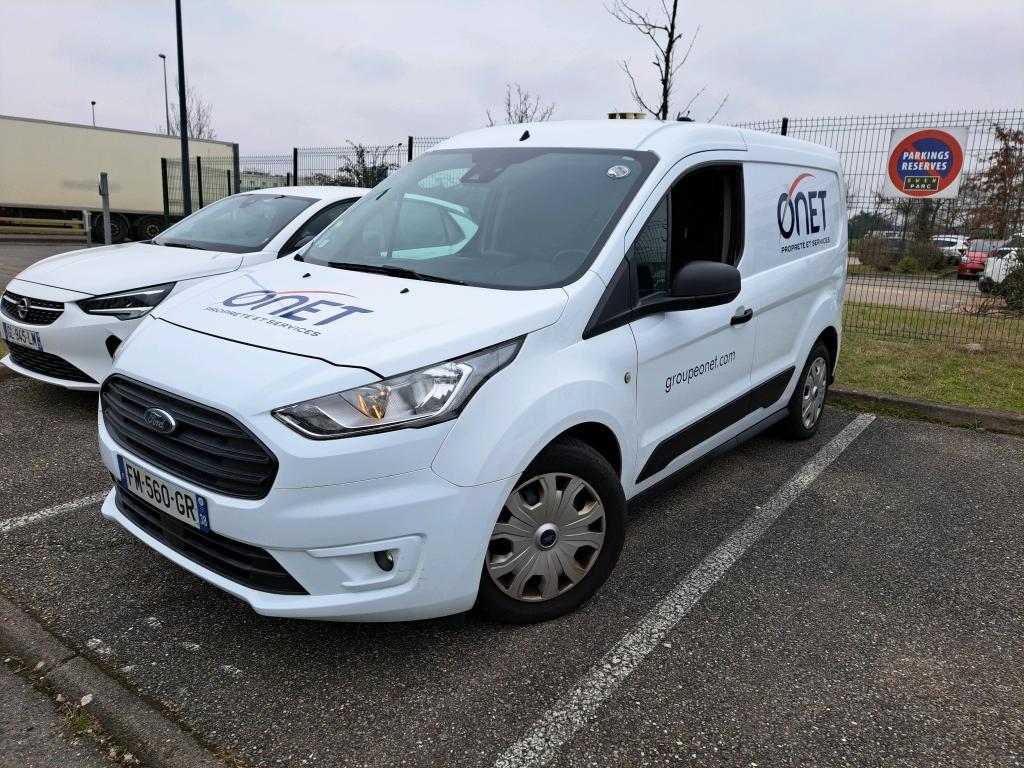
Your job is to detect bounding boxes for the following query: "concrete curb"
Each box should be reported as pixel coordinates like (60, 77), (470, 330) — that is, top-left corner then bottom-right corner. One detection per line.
(0, 594), (225, 768)
(831, 386), (1024, 436)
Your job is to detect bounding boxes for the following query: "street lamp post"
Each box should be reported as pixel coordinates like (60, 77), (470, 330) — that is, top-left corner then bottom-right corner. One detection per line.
(158, 53), (170, 135)
(90, 100), (96, 127)
(174, 0), (192, 215)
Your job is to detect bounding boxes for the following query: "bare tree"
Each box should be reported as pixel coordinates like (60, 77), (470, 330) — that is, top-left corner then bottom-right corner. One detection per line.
(166, 81), (217, 140)
(486, 83), (555, 126)
(608, 0), (726, 122)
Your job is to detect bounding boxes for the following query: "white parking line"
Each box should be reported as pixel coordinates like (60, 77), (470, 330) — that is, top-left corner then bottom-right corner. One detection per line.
(0, 491), (108, 535)
(494, 413), (876, 768)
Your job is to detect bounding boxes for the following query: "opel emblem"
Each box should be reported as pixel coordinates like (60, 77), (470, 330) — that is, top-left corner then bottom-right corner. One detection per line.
(16, 297), (29, 320)
(143, 407), (177, 435)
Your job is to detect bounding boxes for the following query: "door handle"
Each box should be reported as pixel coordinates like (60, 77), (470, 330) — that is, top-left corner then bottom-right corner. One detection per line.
(731, 307), (754, 326)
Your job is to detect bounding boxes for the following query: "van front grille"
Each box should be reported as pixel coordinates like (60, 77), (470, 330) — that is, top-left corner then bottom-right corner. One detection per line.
(101, 375), (278, 499)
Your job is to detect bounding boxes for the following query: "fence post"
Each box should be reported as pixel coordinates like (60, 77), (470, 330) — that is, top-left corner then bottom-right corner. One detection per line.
(226, 170), (232, 198)
(98, 172), (112, 245)
(408, 136), (413, 163)
(780, 117), (789, 136)
(292, 148), (298, 186)
(196, 155), (204, 208)
(231, 142), (241, 193)
(160, 158), (170, 229)
(83, 210), (92, 247)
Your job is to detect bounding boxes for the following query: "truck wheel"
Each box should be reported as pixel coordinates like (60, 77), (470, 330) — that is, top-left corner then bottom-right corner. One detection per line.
(134, 216), (165, 240)
(779, 342), (830, 440)
(475, 437), (625, 624)
(90, 213), (131, 244)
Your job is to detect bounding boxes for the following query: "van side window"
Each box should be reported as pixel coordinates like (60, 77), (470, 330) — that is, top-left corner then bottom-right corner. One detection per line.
(626, 164), (743, 301)
(670, 165), (743, 271)
(630, 196), (669, 297)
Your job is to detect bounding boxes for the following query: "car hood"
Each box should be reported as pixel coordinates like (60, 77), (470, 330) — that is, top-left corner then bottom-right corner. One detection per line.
(151, 257), (568, 376)
(13, 242), (245, 296)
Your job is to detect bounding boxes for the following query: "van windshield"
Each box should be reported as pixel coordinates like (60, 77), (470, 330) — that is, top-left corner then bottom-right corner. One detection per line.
(303, 148), (656, 289)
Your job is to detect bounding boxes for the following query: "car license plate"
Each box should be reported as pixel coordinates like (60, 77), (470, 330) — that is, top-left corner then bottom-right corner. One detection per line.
(117, 455), (210, 533)
(1, 321), (43, 351)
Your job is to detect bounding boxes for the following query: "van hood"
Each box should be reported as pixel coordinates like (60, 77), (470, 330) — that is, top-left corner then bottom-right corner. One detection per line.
(14, 242), (244, 296)
(152, 257), (568, 377)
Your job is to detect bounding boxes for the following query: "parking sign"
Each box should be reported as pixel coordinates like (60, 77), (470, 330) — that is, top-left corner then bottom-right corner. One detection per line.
(885, 127), (967, 199)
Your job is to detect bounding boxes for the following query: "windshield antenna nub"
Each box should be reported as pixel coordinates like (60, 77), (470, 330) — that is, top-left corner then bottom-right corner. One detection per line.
(519, 130), (530, 142)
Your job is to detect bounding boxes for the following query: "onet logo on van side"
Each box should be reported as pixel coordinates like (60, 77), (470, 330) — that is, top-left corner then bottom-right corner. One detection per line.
(777, 172), (828, 240)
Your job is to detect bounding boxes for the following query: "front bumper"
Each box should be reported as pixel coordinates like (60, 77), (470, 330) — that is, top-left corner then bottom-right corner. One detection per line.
(98, 414), (517, 622)
(2, 280), (139, 389)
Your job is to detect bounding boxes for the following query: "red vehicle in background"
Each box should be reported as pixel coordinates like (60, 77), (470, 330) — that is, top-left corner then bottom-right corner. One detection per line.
(959, 238), (1005, 279)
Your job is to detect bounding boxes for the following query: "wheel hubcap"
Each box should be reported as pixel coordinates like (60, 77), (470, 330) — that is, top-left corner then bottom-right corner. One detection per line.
(801, 356), (828, 429)
(486, 472), (606, 602)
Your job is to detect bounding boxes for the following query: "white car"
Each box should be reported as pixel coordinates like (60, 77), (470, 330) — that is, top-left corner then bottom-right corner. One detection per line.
(97, 120), (847, 624)
(978, 246), (1019, 293)
(1, 186), (367, 390)
(931, 234), (968, 265)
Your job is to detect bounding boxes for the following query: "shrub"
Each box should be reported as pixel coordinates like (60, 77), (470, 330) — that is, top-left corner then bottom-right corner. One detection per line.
(857, 237), (898, 270)
(906, 240), (946, 271)
(895, 256), (918, 273)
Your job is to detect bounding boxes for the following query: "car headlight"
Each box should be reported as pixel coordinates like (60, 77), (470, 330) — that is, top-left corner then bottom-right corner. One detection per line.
(961, 255), (969, 264)
(78, 283), (175, 321)
(273, 338), (523, 438)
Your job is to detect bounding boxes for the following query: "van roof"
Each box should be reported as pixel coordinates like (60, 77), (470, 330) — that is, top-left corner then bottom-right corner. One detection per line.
(434, 119), (841, 169)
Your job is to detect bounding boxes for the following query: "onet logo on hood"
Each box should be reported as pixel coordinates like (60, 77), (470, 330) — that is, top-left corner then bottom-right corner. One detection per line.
(220, 290), (373, 326)
(777, 173), (828, 240)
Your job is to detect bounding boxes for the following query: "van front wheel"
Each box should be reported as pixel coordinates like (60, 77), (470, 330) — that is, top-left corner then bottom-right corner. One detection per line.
(475, 437), (625, 624)
(780, 342), (831, 440)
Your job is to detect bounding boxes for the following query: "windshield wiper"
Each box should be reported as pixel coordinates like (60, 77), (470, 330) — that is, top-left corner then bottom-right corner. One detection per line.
(158, 240), (207, 250)
(327, 262), (466, 285)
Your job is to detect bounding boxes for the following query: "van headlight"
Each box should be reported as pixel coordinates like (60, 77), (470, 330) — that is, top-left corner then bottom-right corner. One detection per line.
(273, 338), (522, 438)
(78, 283), (175, 320)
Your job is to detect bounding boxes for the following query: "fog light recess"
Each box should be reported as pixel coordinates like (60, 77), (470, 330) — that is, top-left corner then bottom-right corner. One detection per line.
(374, 550), (395, 572)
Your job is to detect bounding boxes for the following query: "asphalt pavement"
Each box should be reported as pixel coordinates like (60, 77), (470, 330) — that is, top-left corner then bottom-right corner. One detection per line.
(0, 366), (1021, 767)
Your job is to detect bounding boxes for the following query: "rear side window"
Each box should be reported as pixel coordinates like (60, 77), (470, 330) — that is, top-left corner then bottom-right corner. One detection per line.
(294, 199), (357, 242)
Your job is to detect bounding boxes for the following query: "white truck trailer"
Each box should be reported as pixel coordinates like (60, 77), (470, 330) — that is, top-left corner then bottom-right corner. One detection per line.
(0, 115), (237, 242)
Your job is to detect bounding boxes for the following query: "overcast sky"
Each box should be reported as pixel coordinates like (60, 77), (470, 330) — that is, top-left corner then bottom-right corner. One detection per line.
(2, 0), (1022, 153)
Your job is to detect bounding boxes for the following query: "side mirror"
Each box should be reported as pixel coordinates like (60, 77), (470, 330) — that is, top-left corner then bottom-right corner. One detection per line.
(668, 261), (741, 310)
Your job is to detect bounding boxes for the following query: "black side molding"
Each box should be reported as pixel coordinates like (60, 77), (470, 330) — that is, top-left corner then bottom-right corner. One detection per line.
(636, 366), (796, 482)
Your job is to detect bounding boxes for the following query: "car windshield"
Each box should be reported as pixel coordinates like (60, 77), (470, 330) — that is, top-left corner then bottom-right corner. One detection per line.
(303, 148), (656, 289)
(153, 193), (316, 253)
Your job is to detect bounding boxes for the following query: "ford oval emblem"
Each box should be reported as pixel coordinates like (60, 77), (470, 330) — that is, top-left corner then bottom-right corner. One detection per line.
(143, 408), (177, 435)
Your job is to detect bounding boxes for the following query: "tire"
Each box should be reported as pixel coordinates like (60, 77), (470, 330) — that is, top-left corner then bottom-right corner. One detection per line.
(779, 341), (830, 440)
(474, 437), (625, 624)
(134, 215), (165, 240)
(90, 213), (131, 244)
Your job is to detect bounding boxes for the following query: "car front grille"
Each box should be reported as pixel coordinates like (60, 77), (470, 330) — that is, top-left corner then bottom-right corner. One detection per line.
(2, 291), (64, 325)
(101, 376), (278, 500)
(114, 486), (306, 595)
(5, 343), (95, 383)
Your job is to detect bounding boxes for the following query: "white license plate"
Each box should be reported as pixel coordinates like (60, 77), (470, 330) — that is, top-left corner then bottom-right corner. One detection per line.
(117, 455), (210, 533)
(2, 321), (43, 351)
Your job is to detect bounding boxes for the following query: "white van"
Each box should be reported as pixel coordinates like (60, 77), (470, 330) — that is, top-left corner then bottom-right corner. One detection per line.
(96, 121), (847, 624)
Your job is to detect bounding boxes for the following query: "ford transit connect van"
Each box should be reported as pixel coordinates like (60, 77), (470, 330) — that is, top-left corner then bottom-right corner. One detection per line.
(96, 121), (847, 624)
